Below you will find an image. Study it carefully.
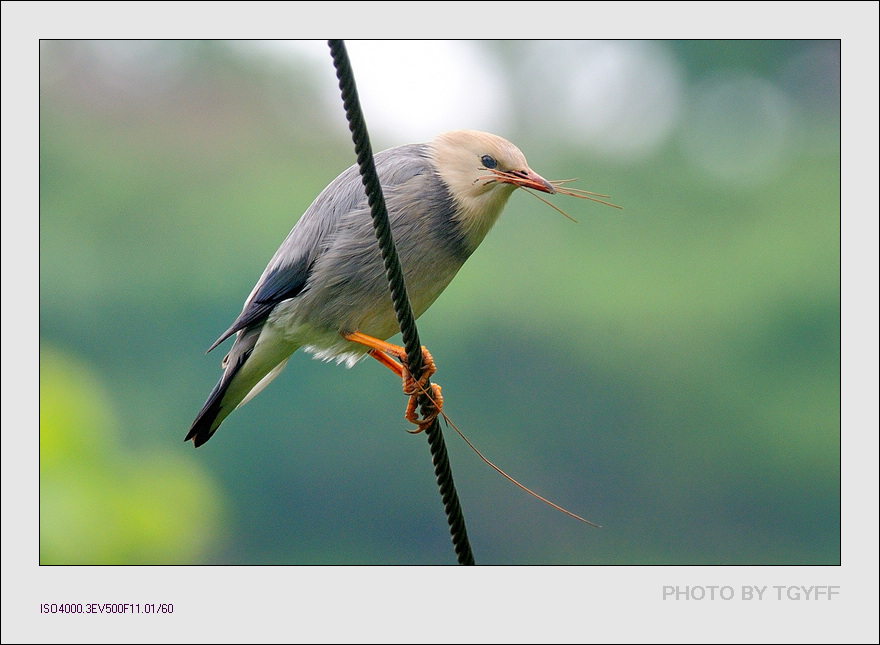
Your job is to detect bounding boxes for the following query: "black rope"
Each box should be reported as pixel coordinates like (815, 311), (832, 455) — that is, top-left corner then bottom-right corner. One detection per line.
(328, 40), (475, 565)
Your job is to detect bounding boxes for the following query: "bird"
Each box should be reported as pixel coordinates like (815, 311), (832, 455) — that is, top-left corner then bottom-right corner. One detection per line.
(187, 130), (567, 447)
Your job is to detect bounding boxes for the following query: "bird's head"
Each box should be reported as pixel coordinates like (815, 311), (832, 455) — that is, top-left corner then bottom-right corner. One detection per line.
(428, 130), (620, 252)
(428, 130), (556, 248)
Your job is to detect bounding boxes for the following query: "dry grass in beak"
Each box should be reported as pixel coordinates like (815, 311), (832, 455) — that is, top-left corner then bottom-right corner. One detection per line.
(522, 178), (621, 223)
(550, 179), (622, 208)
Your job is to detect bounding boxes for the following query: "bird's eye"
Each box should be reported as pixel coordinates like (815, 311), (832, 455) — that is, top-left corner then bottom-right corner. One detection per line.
(481, 155), (497, 169)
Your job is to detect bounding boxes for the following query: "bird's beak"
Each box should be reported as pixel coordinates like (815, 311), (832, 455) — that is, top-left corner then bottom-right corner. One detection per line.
(496, 168), (557, 194)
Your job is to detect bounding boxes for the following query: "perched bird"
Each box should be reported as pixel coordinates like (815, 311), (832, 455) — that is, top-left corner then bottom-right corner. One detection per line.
(187, 130), (572, 447)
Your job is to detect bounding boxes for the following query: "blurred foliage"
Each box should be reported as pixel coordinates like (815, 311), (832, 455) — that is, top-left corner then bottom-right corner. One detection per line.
(39, 345), (226, 563)
(38, 40), (839, 565)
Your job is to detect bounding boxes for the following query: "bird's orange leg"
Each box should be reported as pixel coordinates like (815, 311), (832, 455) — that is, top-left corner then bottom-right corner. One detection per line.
(343, 331), (443, 433)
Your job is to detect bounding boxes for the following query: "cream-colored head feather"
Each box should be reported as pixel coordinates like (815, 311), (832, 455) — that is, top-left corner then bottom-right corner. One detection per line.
(428, 130), (555, 249)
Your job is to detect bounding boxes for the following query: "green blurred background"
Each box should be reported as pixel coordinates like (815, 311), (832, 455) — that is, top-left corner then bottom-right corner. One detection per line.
(39, 40), (840, 565)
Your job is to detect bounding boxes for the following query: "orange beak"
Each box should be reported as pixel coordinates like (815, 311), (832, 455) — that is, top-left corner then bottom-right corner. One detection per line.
(493, 168), (557, 194)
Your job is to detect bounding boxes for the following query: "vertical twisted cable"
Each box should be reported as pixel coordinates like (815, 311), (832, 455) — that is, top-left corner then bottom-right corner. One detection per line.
(328, 40), (475, 565)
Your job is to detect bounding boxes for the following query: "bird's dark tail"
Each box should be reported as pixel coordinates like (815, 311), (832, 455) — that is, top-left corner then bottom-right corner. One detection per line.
(186, 325), (297, 447)
(186, 348), (251, 447)
(186, 327), (264, 447)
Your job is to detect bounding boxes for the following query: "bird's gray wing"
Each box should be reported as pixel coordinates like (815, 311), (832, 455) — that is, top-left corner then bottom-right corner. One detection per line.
(207, 255), (311, 352)
(207, 143), (431, 353)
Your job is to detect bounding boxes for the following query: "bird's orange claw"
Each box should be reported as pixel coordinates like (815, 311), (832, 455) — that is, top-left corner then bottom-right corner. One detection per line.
(344, 331), (444, 432)
(402, 359), (443, 434)
(386, 345), (444, 433)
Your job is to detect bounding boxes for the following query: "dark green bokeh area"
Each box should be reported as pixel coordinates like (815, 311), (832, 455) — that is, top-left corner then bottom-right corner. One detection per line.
(39, 40), (840, 565)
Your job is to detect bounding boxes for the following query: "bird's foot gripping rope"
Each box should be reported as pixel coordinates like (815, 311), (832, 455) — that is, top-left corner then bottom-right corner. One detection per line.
(344, 331), (444, 433)
(402, 369), (443, 434)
